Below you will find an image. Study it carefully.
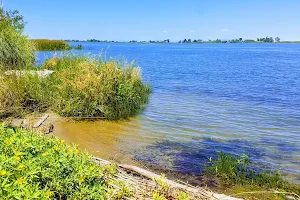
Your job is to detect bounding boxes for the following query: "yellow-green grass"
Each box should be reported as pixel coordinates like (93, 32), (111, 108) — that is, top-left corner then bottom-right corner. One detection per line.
(31, 39), (71, 51)
(0, 123), (131, 199)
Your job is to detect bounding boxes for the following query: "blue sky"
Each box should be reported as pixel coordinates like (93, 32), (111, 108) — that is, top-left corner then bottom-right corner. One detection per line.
(5, 0), (300, 41)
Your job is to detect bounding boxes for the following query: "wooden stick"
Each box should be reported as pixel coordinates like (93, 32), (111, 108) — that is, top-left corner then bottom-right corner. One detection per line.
(33, 114), (49, 128)
(92, 157), (241, 200)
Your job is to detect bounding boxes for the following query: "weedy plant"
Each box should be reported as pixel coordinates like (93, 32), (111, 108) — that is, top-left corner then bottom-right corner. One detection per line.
(0, 123), (131, 199)
(31, 39), (71, 51)
(205, 151), (300, 199)
(151, 174), (190, 200)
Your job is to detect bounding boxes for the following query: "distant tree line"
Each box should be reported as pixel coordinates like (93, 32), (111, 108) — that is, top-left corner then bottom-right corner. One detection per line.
(178, 37), (281, 43)
(65, 37), (286, 44)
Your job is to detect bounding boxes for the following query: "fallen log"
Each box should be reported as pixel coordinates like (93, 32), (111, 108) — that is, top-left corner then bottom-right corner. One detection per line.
(33, 114), (49, 128)
(92, 157), (241, 200)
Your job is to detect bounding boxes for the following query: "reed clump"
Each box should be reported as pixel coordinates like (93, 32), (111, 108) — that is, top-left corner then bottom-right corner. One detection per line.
(31, 39), (71, 51)
(43, 56), (151, 120)
(0, 55), (151, 120)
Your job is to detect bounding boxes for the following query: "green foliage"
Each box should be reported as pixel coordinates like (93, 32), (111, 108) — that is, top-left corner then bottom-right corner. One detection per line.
(205, 152), (300, 196)
(0, 55), (151, 120)
(0, 9), (35, 70)
(0, 8), (26, 32)
(31, 40), (71, 51)
(0, 123), (130, 199)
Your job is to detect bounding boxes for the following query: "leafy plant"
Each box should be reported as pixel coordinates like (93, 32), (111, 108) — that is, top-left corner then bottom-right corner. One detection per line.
(0, 123), (130, 199)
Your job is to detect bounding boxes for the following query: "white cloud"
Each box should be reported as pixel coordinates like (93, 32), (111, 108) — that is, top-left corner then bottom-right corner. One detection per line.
(220, 28), (232, 32)
(189, 30), (194, 33)
(162, 30), (168, 33)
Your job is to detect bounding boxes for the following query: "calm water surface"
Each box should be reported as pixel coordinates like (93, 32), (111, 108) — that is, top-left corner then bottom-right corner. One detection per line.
(37, 43), (300, 183)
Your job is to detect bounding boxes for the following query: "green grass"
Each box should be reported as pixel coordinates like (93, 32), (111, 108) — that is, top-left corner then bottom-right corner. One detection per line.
(31, 39), (71, 51)
(0, 18), (35, 70)
(0, 55), (151, 121)
(205, 151), (300, 199)
(0, 123), (131, 199)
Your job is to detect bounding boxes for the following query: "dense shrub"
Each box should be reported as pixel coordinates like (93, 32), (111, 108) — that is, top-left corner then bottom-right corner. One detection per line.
(32, 39), (71, 51)
(0, 123), (129, 199)
(0, 11), (35, 70)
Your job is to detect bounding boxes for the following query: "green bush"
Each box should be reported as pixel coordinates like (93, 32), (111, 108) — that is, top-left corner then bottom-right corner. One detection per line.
(31, 39), (71, 51)
(0, 15), (35, 70)
(0, 123), (130, 199)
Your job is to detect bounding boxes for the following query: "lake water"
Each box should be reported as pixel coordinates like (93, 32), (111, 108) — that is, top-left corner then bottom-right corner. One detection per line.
(36, 43), (300, 183)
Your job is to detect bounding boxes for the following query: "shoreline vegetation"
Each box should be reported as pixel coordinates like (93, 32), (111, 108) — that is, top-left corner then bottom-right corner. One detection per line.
(65, 37), (300, 44)
(0, 55), (151, 120)
(31, 39), (83, 51)
(31, 39), (71, 51)
(1, 7), (300, 200)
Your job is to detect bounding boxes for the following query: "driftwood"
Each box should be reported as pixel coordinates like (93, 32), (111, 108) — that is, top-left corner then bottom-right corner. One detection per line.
(33, 114), (49, 128)
(92, 157), (241, 200)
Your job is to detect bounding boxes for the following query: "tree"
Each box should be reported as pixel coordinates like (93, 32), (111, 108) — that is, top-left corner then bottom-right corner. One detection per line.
(0, 8), (26, 32)
(183, 39), (187, 43)
(0, 8), (34, 69)
(187, 39), (191, 43)
(275, 37), (280, 42)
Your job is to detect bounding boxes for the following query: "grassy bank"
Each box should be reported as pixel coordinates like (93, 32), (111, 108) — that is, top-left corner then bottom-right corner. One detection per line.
(31, 39), (71, 51)
(205, 152), (300, 199)
(0, 55), (151, 120)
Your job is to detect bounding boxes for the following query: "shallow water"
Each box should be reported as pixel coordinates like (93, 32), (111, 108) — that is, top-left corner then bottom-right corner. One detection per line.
(37, 43), (300, 183)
